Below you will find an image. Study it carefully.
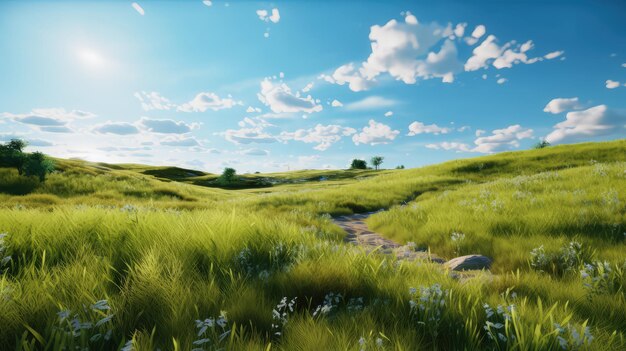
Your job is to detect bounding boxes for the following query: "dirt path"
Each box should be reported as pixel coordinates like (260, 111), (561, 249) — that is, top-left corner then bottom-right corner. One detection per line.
(333, 212), (444, 263)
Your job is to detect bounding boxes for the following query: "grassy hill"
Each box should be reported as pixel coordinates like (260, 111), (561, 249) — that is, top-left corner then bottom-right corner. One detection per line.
(0, 139), (625, 350)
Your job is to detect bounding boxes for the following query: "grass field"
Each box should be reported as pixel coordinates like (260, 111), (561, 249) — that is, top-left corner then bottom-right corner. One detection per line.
(0, 140), (625, 350)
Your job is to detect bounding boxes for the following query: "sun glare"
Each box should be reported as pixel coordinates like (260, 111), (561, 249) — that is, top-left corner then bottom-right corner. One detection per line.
(77, 48), (105, 68)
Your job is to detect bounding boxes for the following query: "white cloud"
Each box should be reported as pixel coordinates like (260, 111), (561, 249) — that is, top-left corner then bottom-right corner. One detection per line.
(543, 97), (581, 114)
(475, 129), (486, 136)
(93, 122), (140, 135)
(454, 23), (466, 37)
(246, 106), (262, 113)
(131, 2), (145, 15)
(138, 117), (199, 134)
(471, 25), (486, 39)
(178, 92), (241, 112)
(1, 108), (94, 133)
(257, 78), (323, 114)
(134, 91), (175, 111)
(352, 120), (399, 145)
(425, 142), (471, 152)
(545, 105), (626, 144)
(203, 1), (212, 7)
(281, 124), (356, 151)
(325, 15), (561, 91)
(605, 80), (621, 89)
(331, 99), (343, 107)
(407, 121), (451, 135)
(222, 117), (279, 145)
(464, 34), (554, 72)
(322, 63), (374, 92)
(345, 96), (396, 111)
(428, 125), (533, 154)
(544, 51), (564, 60)
(241, 148), (269, 156)
(384, 111), (393, 117)
(257, 8), (280, 23)
(497, 77), (507, 84)
(473, 124), (533, 153)
(40, 126), (73, 133)
(622, 63), (626, 68)
(302, 82), (314, 93)
(160, 136), (200, 147)
(360, 18), (462, 84)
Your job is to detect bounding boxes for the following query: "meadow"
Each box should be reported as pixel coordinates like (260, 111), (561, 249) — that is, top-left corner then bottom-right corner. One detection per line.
(0, 139), (625, 350)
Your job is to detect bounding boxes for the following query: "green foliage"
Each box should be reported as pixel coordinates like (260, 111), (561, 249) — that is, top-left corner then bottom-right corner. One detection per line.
(370, 156), (384, 170)
(534, 140), (551, 149)
(23, 151), (55, 182)
(218, 167), (237, 185)
(0, 138), (28, 174)
(396, 165), (405, 169)
(350, 159), (367, 170)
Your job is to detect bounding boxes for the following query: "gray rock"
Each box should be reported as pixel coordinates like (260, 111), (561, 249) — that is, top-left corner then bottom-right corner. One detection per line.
(445, 255), (492, 271)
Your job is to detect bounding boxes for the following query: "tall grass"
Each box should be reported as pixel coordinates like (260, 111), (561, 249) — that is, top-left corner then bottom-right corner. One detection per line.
(0, 140), (625, 349)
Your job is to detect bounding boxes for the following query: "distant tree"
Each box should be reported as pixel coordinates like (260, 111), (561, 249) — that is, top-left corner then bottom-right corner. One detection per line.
(371, 156), (384, 170)
(0, 138), (28, 174)
(218, 167), (237, 184)
(396, 165), (405, 169)
(534, 140), (551, 149)
(350, 159), (367, 170)
(22, 152), (55, 182)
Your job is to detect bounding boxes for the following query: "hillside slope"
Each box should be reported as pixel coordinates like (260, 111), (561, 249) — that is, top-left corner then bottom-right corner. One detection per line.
(0, 140), (624, 350)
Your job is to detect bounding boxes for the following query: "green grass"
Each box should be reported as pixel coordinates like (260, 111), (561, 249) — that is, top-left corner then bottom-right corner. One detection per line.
(0, 139), (625, 350)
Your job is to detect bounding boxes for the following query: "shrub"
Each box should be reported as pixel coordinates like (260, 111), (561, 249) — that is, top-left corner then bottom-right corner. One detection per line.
(350, 159), (367, 170)
(217, 168), (237, 185)
(23, 152), (55, 182)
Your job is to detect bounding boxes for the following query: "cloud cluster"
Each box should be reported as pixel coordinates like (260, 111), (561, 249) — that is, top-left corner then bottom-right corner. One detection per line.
(93, 122), (140, 135)
(324, 14), (563, 91)
(473, 124), (533, 153)
(257, 78), (323, 114)
(352, 120), (399, 145)
(407, 121), (451, 135)
(543, 97), (582, 114)
(281, 124), (356, 151)
(426, 124), (533, 153)
(545, 105), (626, 144)
(257, 8), (280, 23)
(178, 92), (242, 112)
(138, 117), (199, 134)
(1, 108), (95, 133)
(222, 117), (280, 144)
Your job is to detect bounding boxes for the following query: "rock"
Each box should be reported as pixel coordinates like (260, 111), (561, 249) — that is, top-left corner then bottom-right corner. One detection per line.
(444, 255), (491, 271)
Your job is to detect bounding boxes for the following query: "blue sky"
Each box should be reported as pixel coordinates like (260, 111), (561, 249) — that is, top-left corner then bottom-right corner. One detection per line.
(1, 0), (625, 173)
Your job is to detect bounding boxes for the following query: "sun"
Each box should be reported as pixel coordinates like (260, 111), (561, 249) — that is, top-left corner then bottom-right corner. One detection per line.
(76, 48), (106, 68)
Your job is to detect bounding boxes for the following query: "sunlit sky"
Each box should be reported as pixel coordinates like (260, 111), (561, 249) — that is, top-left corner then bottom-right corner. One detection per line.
(1, 1), (625, 173)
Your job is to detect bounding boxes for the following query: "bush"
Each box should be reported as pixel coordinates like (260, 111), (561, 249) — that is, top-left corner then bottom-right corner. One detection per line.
(23, 152), (55, 182)
(218, 168), (237, 185)
(350, 159), (367, 170)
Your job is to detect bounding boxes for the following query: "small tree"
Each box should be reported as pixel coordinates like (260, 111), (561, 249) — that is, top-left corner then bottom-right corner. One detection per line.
(218, 167), (237, 185)
(534, 140), (551, 149)
(371, 156), (384, 170)
(23, 152), (55, 182)
(396, 165), (405, 169)
(0, 138), (28, 174)
(350, 159), (367, 170)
